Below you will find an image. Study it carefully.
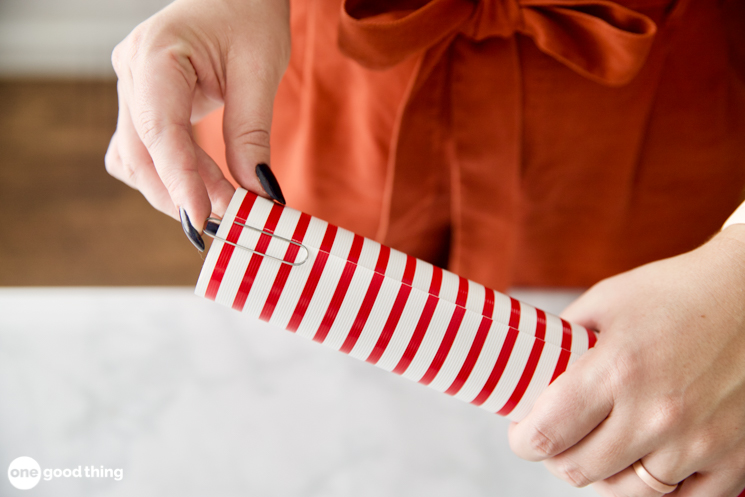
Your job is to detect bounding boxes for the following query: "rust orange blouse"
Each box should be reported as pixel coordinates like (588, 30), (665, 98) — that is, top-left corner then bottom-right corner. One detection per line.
(197, 0), (745, 291)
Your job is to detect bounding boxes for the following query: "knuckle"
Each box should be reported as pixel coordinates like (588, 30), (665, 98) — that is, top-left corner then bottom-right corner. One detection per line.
(158, 168), (186, 197)
(688, 428), (722, 461)
(103, 148), (118, 175)
(135, 110), (164, 148)
(119, 161), (138, 185)
(230, 128), (271, 151)
(105, 153), (138, 187)
(111, 43), (125, 75)
(526, 425), (563, 459)
(112, 28), (144, 75)
(554, 461), (593, 488)
(606, 352), (638, 393)
(649, 395), (685, 436)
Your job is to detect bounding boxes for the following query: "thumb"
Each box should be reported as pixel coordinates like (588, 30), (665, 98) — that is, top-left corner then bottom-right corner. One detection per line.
(560, 281), (614, 333)
(222, 59), (285, 204)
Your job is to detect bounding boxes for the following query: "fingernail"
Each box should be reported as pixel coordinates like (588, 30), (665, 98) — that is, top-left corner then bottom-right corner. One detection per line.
(255, 163), (286, 205)
(179, 207), (205, 252)
(204, 219), (220, 237)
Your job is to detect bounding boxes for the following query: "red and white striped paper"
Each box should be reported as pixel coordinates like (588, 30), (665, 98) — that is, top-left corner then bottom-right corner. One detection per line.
(195, 189), (596, 421)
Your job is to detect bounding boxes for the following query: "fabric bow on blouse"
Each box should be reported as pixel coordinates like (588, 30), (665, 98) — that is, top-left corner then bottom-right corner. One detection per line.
(336, 0), (656, 288)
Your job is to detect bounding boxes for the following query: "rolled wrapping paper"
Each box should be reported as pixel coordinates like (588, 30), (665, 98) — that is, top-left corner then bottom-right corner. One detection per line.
(195, 189), (597, 421)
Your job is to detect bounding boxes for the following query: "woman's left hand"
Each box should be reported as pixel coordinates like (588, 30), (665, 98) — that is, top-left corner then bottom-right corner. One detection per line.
(508, 225), (745, 496)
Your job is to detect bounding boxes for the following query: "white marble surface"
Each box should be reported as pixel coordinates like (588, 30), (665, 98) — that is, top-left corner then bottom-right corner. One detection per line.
(0, 287), (596, 497)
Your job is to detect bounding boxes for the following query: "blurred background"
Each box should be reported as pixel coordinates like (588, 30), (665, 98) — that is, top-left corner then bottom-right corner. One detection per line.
(0, 0), (198, 286)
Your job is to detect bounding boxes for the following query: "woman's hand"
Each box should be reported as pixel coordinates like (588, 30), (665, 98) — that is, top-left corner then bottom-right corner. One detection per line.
(509, 225), (745, 496)
(105, 0), (290, 238)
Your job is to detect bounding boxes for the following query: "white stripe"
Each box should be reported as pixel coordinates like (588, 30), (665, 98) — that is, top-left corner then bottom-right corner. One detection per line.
(410, 258), (433, 293)
(240, 258), (281, 315)
(438, 270), (460, 304)
(375, 287), (428, 371)
(384, 248), (409, 283)
(270, 217), (329, 328)
(299, 217), (331, 258)
(194, 239), (224, 298)
(356, 237), (381, 270)
(316, 238), (385, 351)
(464, 279), (485, 316)
(237, 208), (303, 315)
(427, 310), (482, 392)
(213, 199), (272, 306)
(479, 331), (534, 413)
(571, 322), (590, 353)
(323, 263), (375, 350)
(328, 225), (356, 260)
(508, 341), (561, 421)
(401, 300), (454, 381)
(348, 276), (400, 361)
(293, 226), (354, 339)
(345, 245), (408, 360)
(543, 312), (566, 350)
(454, 320), (507, 403)
(492, 291), (513, 327)
(294, 253), (347, 340)
(193, 189), (246, 297)
(517, 302), (538, 338)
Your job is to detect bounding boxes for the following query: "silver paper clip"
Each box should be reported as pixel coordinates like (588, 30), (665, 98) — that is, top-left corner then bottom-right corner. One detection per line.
(203, 217), (310, 266)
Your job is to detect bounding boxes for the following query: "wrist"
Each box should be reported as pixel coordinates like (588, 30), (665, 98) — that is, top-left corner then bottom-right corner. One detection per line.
(710, 224), (745, 280)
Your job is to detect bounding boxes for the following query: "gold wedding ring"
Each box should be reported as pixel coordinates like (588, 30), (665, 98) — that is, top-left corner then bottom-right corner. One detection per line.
(632, 460), (678, 494)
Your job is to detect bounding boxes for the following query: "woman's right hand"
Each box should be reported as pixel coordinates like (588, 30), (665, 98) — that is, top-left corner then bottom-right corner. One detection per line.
(105, 0), (290, 246)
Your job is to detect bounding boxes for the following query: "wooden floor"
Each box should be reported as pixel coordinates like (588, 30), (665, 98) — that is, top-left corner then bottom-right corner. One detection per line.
(0, 79), (202, 286)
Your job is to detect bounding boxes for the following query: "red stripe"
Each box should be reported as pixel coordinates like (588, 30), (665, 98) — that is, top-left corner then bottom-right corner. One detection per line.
(401, 255), (416, 286)
(204, 193), (258, 300)
(483, 288), (495, 319)
(366, 255), (416, 365)
(445, 287), (495, 396)
(508, 297), (521, 329)
(587, 327), (598, 348)
(258, 213), (312, 322)
(471, 325), (519, 406)
(231, 203), (284, 311)
(550, 318), (574, 383)
(313, 234), (365, 343)
(418, 277), (469, 385)
(496, 309), (548, 416)
(550, 349), (572, 385)
(391, 266), (443, 375)
(339, 246), (391, 354)
(285, 224), (338, 332)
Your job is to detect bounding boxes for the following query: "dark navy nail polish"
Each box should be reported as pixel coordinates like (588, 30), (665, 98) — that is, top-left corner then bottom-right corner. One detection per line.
(255, 163), (286, 205)
(204, 219), (220, 237)
(179, 207), (205, 252)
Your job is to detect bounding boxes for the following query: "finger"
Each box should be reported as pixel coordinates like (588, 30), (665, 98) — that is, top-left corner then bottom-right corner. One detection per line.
(222, 48), (281, 199)
(508, 352), (613, 462)
(128, 48), (211, 230)
(111, 93), (178, 218)
(592, 466), (666, 497)
(637, 446), (703, 493)
(542, 409), (656, 487)
(194, 143), (235, 217)
(561, 293), (604, 333)
(106, 122), (175, 217)
(677, 470), (745, 497)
